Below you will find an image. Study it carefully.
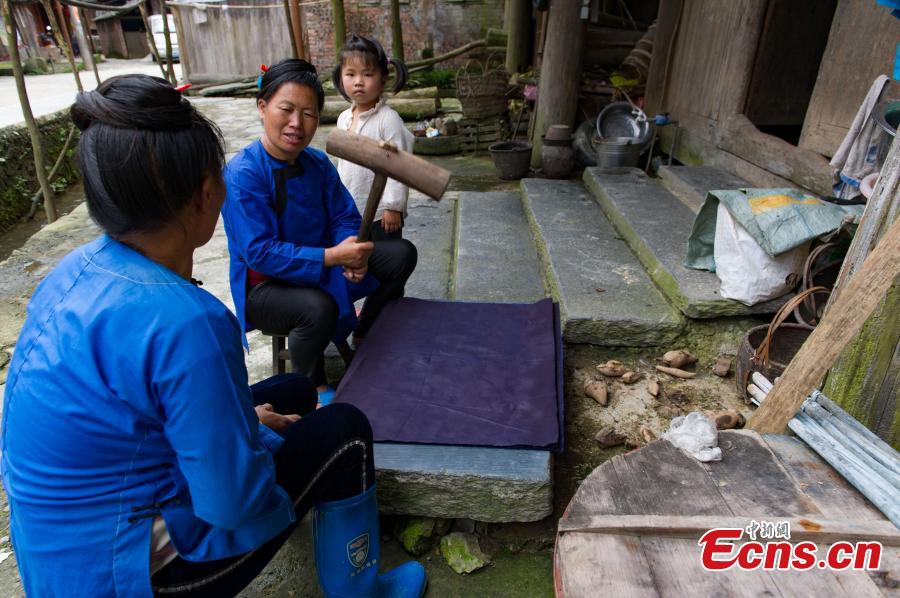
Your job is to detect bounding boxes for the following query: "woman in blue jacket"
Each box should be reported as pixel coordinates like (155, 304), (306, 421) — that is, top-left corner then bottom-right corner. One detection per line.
(1, 75), (424, 597)
(221, 59), (417, 404)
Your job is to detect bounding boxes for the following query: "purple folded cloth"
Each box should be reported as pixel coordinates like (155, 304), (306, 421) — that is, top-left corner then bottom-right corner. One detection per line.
(335, 298), (564, 451)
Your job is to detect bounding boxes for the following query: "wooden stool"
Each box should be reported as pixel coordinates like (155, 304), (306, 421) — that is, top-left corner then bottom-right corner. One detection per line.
(263, 333), (355, 377)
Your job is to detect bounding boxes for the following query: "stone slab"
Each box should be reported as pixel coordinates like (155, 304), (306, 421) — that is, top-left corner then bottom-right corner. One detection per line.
(583, 167), (787, 319)
(404, 190), (457, 300)
(520, 178), (682, 346)
(455, 192), (546, 302)
(374, 443), (553, 522)
(657, 165), (750, 213)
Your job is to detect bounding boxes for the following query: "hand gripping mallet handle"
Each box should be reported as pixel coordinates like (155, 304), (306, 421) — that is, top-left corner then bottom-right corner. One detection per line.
(326, 129), (452, 242)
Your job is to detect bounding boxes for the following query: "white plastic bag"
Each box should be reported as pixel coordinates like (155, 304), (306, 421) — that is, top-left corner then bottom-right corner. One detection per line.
(662, 412), (722, 462)
(714, 203), (808, 306)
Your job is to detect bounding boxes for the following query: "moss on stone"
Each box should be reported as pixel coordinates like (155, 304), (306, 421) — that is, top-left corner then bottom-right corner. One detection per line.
(440, 532), (491, 574)
(395, 516), (436, 556)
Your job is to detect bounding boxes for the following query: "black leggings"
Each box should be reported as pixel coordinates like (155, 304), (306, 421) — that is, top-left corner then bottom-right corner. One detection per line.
(246, 239), (417, 385)
(151, 374), (375, 597)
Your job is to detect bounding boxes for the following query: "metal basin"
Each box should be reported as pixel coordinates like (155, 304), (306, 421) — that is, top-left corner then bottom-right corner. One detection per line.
(596, 102), (653, 146)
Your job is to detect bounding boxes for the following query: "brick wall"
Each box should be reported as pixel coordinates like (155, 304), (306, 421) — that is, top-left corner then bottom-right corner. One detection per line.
(304, 0), (504, 71)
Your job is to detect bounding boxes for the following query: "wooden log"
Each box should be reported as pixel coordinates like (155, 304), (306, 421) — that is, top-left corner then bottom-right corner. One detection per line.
(326, 129), (450, 200)
(393, 86), (438, 100)
(319, 98), (437, 123)
(530, 0), (583, 168)
(747, 216), (900, 434)
(558, 514), (900, 546)
(644, 0), (683, 117)
(718, 114), (833, 196)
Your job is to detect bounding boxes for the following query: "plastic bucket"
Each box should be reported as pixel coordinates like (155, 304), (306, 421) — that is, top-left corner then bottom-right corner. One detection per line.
(489, 141), (533, 180)
(596, 137), (642, 168)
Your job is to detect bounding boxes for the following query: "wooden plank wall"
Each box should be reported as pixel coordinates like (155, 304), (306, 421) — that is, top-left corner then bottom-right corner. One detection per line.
(171, 2), (293, 83)
(645, 0), (767, 143)
(799, 0), (900, 157)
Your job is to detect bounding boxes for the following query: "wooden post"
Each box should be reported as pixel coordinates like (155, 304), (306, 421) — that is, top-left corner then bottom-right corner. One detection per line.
(71, 6), (100, 86)
(821, 135), (900, 446)
(3, 0), (57, 223)
(42, 0), (83, 92)
(138, 1), (167, 79)
(530, 0), (583, 168)
(505, 0), (530, 74)
(170, 5), (191, 81)
(389, 0), (403, 62)
(746, 216), (900, 435)
(160, 4), (176, 84)
(332, 0), (345, 61)
(289, 0), (305, 61)
(282, 0), (298, 59)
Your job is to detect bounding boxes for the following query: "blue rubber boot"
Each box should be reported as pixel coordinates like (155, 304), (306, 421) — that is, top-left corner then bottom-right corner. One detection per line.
(314, 485), (426, 598)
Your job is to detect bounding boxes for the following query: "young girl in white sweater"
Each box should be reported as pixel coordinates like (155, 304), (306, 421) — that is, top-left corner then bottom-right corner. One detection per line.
(333, 35), (415, 240)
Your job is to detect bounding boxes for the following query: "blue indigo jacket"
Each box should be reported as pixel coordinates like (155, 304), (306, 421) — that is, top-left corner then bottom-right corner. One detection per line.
(221, 141), (376, 345)
(1, 237), (295, 597)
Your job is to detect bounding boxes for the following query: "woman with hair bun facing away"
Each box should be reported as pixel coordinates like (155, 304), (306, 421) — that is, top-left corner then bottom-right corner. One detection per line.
(333, 34), (415, 242)
(1, 74), (425, 597)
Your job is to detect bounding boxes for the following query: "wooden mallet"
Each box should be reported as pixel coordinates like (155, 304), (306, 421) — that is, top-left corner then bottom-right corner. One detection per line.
(326, 129), (452, 241)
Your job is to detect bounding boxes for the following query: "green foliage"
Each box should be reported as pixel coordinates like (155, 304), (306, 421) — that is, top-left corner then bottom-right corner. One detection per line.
(408, 69), (456, 90)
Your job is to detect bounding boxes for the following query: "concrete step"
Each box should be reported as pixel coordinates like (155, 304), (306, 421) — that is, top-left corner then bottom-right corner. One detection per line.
(583, 167), (786, 319)
(454, 191), (546, 302)
(375, 444), (552, 522)
(520, 178), (683, 346)
(657, 165), (750, 213)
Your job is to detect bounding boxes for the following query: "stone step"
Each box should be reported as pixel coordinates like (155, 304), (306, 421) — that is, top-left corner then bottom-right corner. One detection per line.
(520, 178), (683, 346)
(583, 167), (786, 319)
(374, 444), (552, 522)
(454, 191), (546, 302)
(404, 191), (457, 300)
(657, 165), (750, 213)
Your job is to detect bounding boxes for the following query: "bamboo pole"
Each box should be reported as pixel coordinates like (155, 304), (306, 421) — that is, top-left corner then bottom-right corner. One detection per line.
(160, 4), (176, 84)
(3, 0), (57, 223)
(42, 0), (83, 92)
(138, 1), (166, 79)
(389, 0), (403, 62)
(332, 0), (345, 61)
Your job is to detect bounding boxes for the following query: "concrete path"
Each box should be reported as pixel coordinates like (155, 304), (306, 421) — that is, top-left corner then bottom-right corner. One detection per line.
(0, 58), (183, 126)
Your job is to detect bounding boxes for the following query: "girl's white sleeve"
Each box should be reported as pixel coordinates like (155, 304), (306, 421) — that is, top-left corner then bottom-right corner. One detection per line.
(379, 108), (415, 216)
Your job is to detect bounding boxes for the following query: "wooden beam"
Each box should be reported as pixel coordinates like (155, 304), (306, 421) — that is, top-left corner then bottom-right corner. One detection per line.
(558, 514), (900, 546)
(530, 0), (583, 168)
(747, 216), (900, 434)
(282, 0), (297, 59)
(718, 114), (833, 196)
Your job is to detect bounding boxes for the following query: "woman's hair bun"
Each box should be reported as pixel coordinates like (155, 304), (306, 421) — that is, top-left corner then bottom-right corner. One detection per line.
(71, 74), (194, 132)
